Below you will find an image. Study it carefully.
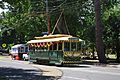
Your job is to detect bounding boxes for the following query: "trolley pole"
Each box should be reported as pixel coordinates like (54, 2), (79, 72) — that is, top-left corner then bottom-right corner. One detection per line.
(46, 0), (50, 34)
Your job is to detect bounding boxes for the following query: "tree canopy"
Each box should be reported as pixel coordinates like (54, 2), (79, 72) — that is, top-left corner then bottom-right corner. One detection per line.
(0, 0), (119, 62)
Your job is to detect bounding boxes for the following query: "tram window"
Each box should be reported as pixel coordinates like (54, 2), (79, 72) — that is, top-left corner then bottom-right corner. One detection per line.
(29, 46), (35, 52)
(18, 48), (20, 53)
(40, 47), (45, 51)
(37, 47), (42, 51)
(43, 47), (48, 51)
(71, 42), (76, 51)
(58, 43), (62, 50)
(64, 42), (70, 51)
(29, 46), (32, 51)
(12, 48), (17, 53)
(35, 47), (48, 51)
(25, 47), (28, 52)
(35, 47), (38, 51)
(53, 43), (57, 50)
(50, 45), (53, 50)
(32, 47), (35, 52)
(20, 47), (24, 52)
(77, 42), (81, 51)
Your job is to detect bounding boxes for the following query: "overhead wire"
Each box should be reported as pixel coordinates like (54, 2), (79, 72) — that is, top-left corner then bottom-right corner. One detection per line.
(49, 0), (85, 15)
(49, 0), (67, 13)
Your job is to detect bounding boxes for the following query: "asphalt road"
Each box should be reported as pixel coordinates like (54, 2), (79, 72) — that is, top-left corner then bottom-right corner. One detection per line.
(1, 55), (120, 80)
(0, 56), (55, 80)
(59, 64), (120, 80)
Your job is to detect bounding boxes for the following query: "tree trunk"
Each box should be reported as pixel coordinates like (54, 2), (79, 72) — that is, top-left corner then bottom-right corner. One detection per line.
(94, 0), (107, 63)
(116, 38), (120, 62)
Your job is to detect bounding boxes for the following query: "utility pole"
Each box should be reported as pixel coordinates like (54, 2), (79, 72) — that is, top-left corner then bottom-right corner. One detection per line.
(46, 0), (50, 34)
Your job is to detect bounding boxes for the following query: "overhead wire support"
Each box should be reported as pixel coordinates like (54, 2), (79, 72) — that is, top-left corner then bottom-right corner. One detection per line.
(51, 10), (64, 34)
(64, 15), (70, 35)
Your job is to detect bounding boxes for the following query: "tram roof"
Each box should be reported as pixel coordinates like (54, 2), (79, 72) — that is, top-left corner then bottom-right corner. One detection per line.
(11, 44), (26, 48)
(34, 34), (72, 39)
(27, 35), (83, 44)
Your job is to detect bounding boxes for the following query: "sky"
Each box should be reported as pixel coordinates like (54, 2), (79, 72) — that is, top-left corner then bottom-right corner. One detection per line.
(0, 8), (4, 13)
(0, 0), (2, 13)
(0, 1), (9, 13)
(0, 8), (9, 13)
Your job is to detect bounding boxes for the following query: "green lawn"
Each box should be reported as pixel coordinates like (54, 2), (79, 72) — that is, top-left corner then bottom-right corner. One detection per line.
(107, 54), (116, 59)
(0, 56), (4, 59)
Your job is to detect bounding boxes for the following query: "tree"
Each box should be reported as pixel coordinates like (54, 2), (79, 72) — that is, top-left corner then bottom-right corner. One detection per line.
(102, 0), (120, 61)
(109, 15), (120, 62)
(1, 0), (119, 62)
(94, 0), (107, 63)
(1, 0), (47, 42)
(105, 10), (120, 62)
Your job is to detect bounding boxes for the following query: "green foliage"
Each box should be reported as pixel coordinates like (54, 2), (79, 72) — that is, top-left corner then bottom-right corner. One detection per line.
(103, 8), (120, 53)
(1, 0), (47, 42)
(0, 0), (119, 58)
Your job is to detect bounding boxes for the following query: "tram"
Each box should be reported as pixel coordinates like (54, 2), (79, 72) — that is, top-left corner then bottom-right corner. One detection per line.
(10, 44), (28, 60)
(27, 34), (84, 65)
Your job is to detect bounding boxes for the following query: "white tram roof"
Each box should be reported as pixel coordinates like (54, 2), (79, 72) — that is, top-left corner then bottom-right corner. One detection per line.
(35, 34), (72, 39)
(27, 34), (83, 44)
(11, 44), (27, 48)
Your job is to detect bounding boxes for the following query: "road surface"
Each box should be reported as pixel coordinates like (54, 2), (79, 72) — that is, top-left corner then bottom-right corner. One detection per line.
(29, 63), (120, 80)
(0, 56), (55, 80)
(1, 55), (120, 80)
(59, 64), (120, 80)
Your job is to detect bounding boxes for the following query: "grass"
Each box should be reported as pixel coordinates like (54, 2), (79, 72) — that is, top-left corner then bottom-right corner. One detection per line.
(107, 54), (116, 59)
(82, 54), (119, 65)
(0, 56), (4, 59)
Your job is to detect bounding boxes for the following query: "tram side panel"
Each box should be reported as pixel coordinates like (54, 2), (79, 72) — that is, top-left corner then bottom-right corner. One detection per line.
(28, 50), (63, 64)
(28, 46), (82, 65)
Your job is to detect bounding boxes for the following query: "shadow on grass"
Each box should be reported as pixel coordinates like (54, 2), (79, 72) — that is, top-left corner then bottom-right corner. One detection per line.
(0, 67), (55, 80)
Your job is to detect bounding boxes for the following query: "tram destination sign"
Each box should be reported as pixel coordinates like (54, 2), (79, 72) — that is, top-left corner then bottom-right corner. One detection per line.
(68, 37), (79, 41)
